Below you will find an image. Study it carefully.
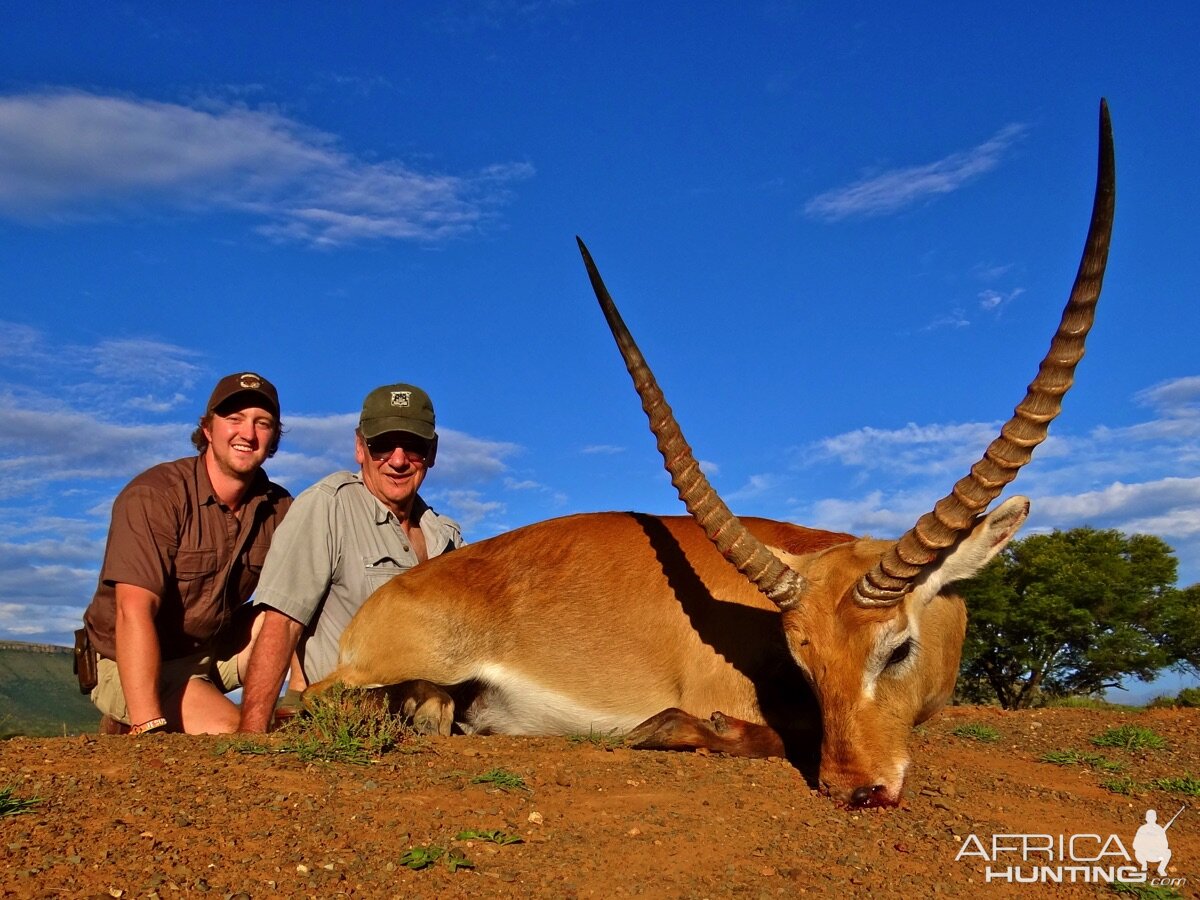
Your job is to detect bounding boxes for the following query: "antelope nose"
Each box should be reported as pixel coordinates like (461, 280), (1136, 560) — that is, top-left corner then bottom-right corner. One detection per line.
(849, 784), (890, 808)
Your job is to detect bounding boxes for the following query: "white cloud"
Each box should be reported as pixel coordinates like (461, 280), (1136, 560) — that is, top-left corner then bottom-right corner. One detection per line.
(1035, 478), (1200, 535)
(581, 444), (625, 454)
(921, 307), (971, 331)
(437, 489), (507, 533)
(437, 428), (521, 483)
(0, 90), (533, 247)
(978, 287), (1024, 312)
(804, 123), (1027, 220)
(727, 473), (776, 504)
(812, 420), (1001, 476)
(1134, 376), (1200, 417)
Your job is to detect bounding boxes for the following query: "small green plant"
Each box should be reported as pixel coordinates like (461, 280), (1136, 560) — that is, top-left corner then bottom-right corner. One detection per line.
(951, 723), (1000, 743)
(1100, 775), (1138, 795)
(0, 786), (40, 817)
(398, 846), (444, 869)
(1149, 774), (1200, 797)
(444, 848), (475, 872)
(215, 736), (274, 756)
(568, 728), (624, 750)
(398, 845), (474, 872)
(275, 683), (407, 764)
(1092, 725), (1166, 751)
(471, 768), (528, 791)
(1110, 880), (1185, 898)
(457, 828), (524, 845)
(1175, 686), (1200, 708)
(1039, 749), (1123, 772)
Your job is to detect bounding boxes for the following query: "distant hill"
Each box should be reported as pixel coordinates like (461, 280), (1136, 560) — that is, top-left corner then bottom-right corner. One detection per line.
(0, 641), (100, 737)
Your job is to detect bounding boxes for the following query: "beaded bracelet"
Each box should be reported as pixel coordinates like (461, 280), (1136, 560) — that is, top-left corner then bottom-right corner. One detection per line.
(130, 717), (168, 736)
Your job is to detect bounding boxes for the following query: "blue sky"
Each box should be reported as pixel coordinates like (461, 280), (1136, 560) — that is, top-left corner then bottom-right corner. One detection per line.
(2, 3), (1197, 700)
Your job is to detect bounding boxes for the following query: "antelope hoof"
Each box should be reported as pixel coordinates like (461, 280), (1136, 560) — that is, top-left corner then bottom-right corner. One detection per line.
(383, 679), (455, 736)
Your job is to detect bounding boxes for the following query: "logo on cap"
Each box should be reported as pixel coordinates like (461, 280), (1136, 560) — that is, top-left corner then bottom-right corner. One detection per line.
(390, 391), (412, 407)
(239, 373), (263, 390)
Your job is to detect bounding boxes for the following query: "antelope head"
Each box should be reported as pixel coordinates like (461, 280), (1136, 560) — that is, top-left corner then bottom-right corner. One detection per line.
(577, 101), (1115, 806)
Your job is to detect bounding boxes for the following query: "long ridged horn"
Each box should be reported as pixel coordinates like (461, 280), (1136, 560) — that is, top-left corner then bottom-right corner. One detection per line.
(853, 99), (1116, 608)
(577, 238), (807, 610)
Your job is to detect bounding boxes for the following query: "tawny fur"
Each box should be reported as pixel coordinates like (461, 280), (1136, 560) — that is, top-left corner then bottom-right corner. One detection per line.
(308, 501), (1021, 805)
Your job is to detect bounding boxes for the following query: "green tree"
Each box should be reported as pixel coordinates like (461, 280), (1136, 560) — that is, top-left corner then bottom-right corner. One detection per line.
(956, 527), (1199, 709)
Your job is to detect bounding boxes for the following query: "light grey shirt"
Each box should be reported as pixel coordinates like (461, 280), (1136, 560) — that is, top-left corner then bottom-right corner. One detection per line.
(253, 470), (463, 682)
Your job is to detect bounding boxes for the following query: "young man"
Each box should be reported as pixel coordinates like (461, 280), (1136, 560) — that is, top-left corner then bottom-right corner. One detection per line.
(238, 383), (463, 733)
(82, 373), (292, 735)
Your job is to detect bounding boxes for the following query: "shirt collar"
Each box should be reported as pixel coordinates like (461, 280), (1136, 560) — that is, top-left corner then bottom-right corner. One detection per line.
(195, 452), (276, 508)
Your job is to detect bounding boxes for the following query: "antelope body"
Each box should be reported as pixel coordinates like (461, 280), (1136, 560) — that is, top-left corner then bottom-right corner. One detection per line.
(309, 103), (1115, 807)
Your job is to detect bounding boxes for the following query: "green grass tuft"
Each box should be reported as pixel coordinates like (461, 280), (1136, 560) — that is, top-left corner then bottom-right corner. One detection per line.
(951, 723), (1001, 743)
(0, 785), (41, 817)
(1110, 880), (1186, 898)
(1092, 725), (1166, 751)
(1100, 775), (1138, 795)
(470, 768), (529, 792)
(1149, 774), (1200, 797)
(227, 683), (410, 764)
(457, 828), (524, 845)
(568, 728), (625, 750)
(1039, 749), (1123, 772)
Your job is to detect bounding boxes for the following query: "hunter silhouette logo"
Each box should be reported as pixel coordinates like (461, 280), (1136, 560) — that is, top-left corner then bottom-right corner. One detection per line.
(955, 805), (1187, 886)
(1133, 806), (1184, 877)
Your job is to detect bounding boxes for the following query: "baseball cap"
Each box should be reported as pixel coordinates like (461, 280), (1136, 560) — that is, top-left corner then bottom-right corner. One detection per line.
(206, 372), (280, 419)
(359, 383), (436, 440)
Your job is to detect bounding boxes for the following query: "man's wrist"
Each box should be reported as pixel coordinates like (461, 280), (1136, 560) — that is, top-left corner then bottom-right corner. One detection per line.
(130, 717), (168, 736)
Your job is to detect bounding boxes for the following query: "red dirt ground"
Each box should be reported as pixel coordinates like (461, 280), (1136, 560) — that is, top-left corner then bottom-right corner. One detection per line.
(1, 706), (1196, 898)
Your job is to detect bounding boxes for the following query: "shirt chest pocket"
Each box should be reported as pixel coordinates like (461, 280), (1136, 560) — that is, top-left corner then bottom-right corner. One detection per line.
(174, 549), (218, 581)
(362, 556), (410, 593)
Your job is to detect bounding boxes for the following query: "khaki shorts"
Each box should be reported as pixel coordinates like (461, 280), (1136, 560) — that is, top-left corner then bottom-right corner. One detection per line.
(91, 648), (243, 726)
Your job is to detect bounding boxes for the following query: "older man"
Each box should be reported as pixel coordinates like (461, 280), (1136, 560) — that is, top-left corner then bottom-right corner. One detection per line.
(82, 372), (291, 735)
(238, 383), (463, 732)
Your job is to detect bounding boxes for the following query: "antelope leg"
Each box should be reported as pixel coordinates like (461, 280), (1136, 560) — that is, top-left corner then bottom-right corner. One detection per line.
(626, 708), (786, 758)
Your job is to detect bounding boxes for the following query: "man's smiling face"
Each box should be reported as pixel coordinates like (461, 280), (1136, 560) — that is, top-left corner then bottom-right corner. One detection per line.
(354, 430), (430, 516)
(204, 401), (276, 480)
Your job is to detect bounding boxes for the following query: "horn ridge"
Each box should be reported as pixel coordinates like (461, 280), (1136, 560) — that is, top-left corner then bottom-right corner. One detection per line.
(577, 237), (807, 610)
(853, 99), (1115, 608)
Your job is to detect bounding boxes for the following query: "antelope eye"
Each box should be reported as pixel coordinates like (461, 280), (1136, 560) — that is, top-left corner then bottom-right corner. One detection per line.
(886, 640), (912, 668)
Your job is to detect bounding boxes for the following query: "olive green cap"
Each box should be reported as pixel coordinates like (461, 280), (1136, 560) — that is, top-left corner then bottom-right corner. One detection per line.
(359, 383), (436, 440)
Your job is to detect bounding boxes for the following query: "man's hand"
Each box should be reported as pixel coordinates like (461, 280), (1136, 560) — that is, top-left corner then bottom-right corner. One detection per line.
(238, 608), (304, 732)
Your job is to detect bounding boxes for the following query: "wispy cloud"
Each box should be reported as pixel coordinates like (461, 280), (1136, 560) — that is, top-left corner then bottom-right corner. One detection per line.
(436, 488), (507, 533)
(1135, 375), (1200, 417)
(0, 90), (533, 247)
(581, 444), (625, 454)
(804, 123), (1027, 221)
(812, 421), (1003, 477)
(978, 287), (1024, 312)
(784, 375), (1200, 584)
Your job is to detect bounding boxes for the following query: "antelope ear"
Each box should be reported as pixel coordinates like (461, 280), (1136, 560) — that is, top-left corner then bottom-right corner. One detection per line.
(909, 496), (1029, 604)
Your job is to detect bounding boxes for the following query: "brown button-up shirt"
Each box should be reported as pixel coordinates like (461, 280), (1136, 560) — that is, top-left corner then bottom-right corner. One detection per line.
(84, 454), (292, 660)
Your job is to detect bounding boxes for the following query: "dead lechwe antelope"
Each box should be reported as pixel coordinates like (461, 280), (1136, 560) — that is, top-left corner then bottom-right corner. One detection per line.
(309, 102), (1115, 807)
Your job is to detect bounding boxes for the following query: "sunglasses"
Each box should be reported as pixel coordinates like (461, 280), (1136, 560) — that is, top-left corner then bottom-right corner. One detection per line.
(364, 434), (432, 463)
